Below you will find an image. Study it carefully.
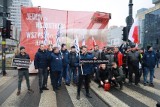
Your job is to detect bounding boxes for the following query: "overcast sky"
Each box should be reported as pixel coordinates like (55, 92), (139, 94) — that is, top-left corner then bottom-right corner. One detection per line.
(32, 0), (154, 27)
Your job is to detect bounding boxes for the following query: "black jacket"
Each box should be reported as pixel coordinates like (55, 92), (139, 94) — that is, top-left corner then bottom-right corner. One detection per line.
(34, 49), (48, 69)
(69, 52), (79, 67)
(98, 68), (110, 82)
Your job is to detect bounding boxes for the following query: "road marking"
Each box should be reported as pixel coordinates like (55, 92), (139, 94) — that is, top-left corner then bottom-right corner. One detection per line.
(121, 86), (157, 107)
(66, 84), (93, 107)
(0, 76), (12, 87)
(39, 78), (57, 107)
(1, 76), (35, 107)
(90, 82), (129, 107)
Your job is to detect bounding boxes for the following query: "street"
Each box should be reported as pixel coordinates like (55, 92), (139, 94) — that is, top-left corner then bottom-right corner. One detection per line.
(0, 68), (159, 107)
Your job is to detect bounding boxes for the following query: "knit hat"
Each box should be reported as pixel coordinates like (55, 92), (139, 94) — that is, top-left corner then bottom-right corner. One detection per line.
(20, 46), (25, 50)
(147, 45), (152, 51)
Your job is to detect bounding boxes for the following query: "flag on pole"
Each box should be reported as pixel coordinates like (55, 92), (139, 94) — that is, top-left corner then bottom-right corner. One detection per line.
(82, 35), (85, 46)
(128, 18), (139, 44)
(74, 35), (80, 53)
(56, 24), (61, 48)
(92, 36), (96, 46)
(43, 28), (47, 45)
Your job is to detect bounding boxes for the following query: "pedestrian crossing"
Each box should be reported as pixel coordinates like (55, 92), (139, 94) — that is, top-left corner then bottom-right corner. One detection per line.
(0, 73), (160, 107)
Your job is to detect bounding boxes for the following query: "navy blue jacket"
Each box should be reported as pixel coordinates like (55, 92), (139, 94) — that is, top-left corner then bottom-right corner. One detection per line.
(34, 49), (48, 69)
(50, 53), (63, 72)
(61, 49), (69, 66)
(143, 51), (157, 69)
(79, 53), (93, 75)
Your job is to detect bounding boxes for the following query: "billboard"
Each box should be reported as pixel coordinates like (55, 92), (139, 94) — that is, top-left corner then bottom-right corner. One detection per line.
(20, 7), (111, 73)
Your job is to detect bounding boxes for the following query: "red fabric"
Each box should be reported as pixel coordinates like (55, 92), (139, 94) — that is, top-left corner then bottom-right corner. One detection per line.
(133, 26), (139, 43)
(117, 52), (123, 67)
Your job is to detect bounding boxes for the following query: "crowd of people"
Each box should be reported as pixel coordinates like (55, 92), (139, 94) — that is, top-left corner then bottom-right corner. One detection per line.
(15, 43), (159, 101)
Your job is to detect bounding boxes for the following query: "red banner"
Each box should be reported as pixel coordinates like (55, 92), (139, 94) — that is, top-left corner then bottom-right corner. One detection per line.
(20, 7), (111, 61)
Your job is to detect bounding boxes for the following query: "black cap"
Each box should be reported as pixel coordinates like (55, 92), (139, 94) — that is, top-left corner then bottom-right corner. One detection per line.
(20, 46), (25, 50)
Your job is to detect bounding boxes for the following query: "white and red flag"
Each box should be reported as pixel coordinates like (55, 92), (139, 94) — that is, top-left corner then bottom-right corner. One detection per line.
(128, 18), (139, 44)
(92, 36), (96, 47)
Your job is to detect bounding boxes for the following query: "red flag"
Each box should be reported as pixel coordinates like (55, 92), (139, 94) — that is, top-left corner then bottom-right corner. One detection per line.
(128, 18), (139, 44)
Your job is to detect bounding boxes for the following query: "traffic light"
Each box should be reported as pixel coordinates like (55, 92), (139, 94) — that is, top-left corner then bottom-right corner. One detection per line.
(122, 27), (128, 41)
(6, 20), (12, 38)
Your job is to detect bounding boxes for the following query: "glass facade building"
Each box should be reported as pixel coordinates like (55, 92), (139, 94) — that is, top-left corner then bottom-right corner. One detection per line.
(143, 9), (160, 49)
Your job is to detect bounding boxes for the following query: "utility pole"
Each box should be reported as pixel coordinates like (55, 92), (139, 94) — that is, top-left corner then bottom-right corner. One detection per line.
(1, 0), (7, 76)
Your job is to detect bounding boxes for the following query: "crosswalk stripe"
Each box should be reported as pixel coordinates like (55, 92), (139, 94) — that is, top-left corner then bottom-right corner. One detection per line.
(1, 76), (35, 107)
(90, 82), (129, 107)
(121, 86), (157, 107)
(0, 77), (12, 87)
(39, 78), (57, 107)
(138, 83), (160, 96)
(153, 78), (160, 84)
(66, 84), (93, 107)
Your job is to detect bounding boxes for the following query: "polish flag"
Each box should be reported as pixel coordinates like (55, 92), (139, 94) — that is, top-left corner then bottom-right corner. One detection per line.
(128, 18), (139, 44)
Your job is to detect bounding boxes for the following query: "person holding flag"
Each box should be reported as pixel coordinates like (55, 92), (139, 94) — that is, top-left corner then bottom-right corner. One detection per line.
(77, 46), (93, 100)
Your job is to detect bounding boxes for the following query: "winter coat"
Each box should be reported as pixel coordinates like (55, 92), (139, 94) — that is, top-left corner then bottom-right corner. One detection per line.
(79, 53), (93, 75)
(61, 49), (69, 66)
(143, 51), (157, 69)
(127, 51), (141, 68)
(69, 52), (79, 67)
(98, 68), (110, 82)
(114, 51), (123, 67)
(34, 49), (48, 69)
(50, 53), (63, 72)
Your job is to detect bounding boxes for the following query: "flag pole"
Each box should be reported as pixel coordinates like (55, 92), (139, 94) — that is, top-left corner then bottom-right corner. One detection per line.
(78, 52), (83, 75)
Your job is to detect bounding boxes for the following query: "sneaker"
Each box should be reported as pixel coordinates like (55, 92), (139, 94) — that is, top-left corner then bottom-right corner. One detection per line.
(17, 91), (21, 96)
(77, 94), (80, 100)
(65, 83), (70, 86)
(144, 83), (147, 86)
(135, 84), (140, 87)
(28, 89), (34, 93)
(149, 83), (154, 87)
(86, 93), (92, 98)
(120, 85), (123, 90)
(42, 87), (49, 90)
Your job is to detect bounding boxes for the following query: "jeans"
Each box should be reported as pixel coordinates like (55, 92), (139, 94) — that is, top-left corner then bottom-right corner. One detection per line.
(157, 59), (160, 68)
(143, 67), (154, 84)
(18, 70), (30, 91)
(70, 66), (78, 84)
(59, 64), (70, 84)
(38, 68), (48, 89)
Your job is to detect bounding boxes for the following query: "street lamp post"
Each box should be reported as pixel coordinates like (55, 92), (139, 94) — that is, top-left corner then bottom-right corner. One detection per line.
(1, 0), (7, 76)
(126, 0), (134, 41)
